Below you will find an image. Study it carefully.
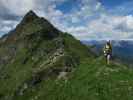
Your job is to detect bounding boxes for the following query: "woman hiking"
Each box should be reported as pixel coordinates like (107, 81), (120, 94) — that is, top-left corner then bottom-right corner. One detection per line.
(103, 40), (112, 65)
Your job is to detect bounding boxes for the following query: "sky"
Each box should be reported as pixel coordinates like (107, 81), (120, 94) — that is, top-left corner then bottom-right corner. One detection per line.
(0, 0), (133, 40)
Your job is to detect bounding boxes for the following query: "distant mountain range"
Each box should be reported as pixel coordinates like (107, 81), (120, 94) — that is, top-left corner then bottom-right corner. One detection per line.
(82, 40), (133, 65)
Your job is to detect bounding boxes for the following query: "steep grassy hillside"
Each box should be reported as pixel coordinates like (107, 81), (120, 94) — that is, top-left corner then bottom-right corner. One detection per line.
(0, 11), (95, 100)
(11, 57), (133, 100)
(0, 11), (133, 100)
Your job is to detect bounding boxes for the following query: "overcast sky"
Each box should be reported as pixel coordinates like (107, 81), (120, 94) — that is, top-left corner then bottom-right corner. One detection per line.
(0, 0), (133, 40)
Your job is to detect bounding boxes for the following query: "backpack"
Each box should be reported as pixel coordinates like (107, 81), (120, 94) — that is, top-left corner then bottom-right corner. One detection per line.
(104, 43), (112, 54)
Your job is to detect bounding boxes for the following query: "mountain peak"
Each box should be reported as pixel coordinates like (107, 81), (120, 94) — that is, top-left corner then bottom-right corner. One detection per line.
(6, 10), (60, 41)
(25, 10), (37, 17)
(22, 10), (39, 23)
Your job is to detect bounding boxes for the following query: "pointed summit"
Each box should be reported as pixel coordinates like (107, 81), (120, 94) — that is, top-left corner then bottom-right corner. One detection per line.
(6, 10), (60, 41)
(25, 10), (37, 17)
(22, 10), (39, 23)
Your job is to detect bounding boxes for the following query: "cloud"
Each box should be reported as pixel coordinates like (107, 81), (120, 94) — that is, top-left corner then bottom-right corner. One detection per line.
(0, 0), (66, 34)
(0, 19), (19, 36)
(76, 14), (133, 40)
(0, 0), (35, 16)
(0, 0), (133, 40)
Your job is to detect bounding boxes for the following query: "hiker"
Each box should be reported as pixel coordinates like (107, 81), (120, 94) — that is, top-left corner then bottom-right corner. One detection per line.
(103, 40), (112, 64)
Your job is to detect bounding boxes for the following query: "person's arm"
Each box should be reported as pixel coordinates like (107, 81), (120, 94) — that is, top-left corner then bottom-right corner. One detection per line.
(103, 46), (105, 52)
(103, 46), (106, 54)
(110, 44), (112, 53)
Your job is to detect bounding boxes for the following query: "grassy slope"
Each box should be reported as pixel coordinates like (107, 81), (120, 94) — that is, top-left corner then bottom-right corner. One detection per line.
(13, 56), (133, 100)
(11, 57), (133, 100)
(0, 30), (133, 100)
(0, 33), (95, 100)
(1, 33), (133, 100)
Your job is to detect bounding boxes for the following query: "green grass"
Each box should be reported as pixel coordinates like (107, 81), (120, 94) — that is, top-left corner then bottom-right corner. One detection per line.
(0, 25), (133, 100)
(1, 33), (133, 100)
(0, 33), (92, 100)
(10, 56), (133, 100)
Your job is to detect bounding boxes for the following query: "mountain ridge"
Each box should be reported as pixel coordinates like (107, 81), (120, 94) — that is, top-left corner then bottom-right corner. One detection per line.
(0, 10), (95, 100)
(0, 11), (132, 100)
(2, 10), (60, 43)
